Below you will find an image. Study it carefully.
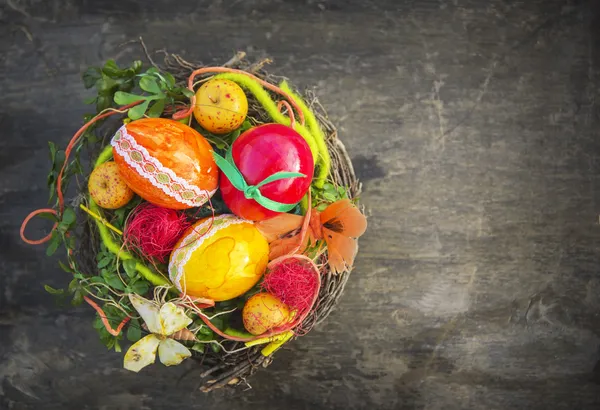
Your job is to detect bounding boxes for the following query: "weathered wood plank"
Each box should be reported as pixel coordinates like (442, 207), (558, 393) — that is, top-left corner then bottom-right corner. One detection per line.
(1, 0), (600, 409)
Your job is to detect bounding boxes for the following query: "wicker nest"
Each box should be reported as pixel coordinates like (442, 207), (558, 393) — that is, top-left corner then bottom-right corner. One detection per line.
(60, 50), (362, 392)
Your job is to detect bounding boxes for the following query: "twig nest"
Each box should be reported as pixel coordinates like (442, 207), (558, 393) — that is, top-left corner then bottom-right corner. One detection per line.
(111, 118), (218, 209)
(168, 214), (269, 301)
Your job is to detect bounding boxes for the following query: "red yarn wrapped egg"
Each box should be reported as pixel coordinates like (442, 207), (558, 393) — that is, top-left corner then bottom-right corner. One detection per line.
(220, 124), (314, 221)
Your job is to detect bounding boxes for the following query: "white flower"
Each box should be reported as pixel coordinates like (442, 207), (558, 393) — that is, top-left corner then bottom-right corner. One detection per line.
(124, 294), (193, 372)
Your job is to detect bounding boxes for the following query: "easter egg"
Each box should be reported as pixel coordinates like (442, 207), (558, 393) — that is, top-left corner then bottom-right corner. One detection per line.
(193, 79), (248, 134)
(168, 214), (269, 301)
(220, 124), (314, 221)
(88, 161), (134, 209)
(242, 292), (290, 335)
(111, 118), (218, 210)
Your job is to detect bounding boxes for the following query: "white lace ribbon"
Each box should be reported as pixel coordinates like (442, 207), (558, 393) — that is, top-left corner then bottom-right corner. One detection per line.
(111, 125), (216, 207)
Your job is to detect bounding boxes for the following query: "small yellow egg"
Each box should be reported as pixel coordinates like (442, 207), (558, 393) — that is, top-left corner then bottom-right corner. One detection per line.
(168, 215), (269, 301)
(242, 293), (290, 335)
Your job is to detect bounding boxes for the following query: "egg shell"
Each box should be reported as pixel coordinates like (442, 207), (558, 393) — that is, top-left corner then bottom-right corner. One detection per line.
(242, 292), (290, 335)
(168, 214), (269, 301)
(193, 79), (248, 134)
(220, 123), (315, 221)
(88, 161), (134, 209)
(111, 118), (218, 210)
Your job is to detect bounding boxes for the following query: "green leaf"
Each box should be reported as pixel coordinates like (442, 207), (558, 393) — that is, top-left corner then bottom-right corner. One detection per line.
(146, 99), (165, 118)
(61, 207), (76, 227)
(71, 290), (84, 306)
(46, 232), (61, 256)
(67, 235), (77, 249)
(82, 67), (100, 89)
(198, 325), (213, 336)
(210, 315), (226, 331)
(196, 332), (214, 342)
(68, 278), (79, 292)
(122, 259), (138, 278)
(210, 343), (221, 353)
(48, 141), (57, 164)
(98, 74), (118, 94)
(114, 340), (122, 353)
(127, 319), (142, 342)
(229, 128), (241, 141)
(181, 88), (195, 98)
(93, 316), (104, 330)
(163, 72), (176, 88)
(323, 183), (336, 194)
(96, 95), (111, 112)
(128, 280), (149, 295)
(139, 76), (161, 94)
(102, 59), (130, 78)
(83, 96), (97, 105)
(191, 343), (205, 353)
(131, 60), (143, 74)
(101, 270), (125, 291)
(114, 91), (145, 105)
(240, 120), (253, 132)
(322, 192), (336, 202)
(97, 255), (113, 269)
(127, 100), (150, 120)
(38, 212), (58, 222)
(58, 260), (73, 273)
(90, 275), (105, 284)
(44, 284), (64, 295)
(105, 338), (116, 350)
(55, 150), (65, 167)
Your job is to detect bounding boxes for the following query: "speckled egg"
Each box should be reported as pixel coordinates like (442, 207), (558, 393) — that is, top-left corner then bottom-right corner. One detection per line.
(193, 79), (248, 134)
(168, 214), (269, 301)
(242, 292), (290, 335)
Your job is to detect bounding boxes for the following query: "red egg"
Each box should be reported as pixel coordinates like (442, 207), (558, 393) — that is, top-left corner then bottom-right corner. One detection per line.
(220, 124), (314, 221)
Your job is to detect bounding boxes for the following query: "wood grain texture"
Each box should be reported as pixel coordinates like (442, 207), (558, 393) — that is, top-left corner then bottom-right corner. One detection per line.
(1, 0), (600, 409)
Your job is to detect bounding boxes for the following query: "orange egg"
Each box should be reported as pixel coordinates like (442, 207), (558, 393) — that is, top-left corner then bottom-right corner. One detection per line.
(111, 118), (218, 209)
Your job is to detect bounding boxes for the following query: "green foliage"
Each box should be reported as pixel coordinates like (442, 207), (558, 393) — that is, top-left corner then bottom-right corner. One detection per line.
(113, 67), (193, 120)
(82, 59), (143, 112)
(311, 182), (349, 211)
(94, 246), (152, 295)
(112, 195), (142, 230)
(44, 284), (64, 295)
(193, 119), (253, 150)
(127, 318), (142, 343)
(92, 303), (127, 351)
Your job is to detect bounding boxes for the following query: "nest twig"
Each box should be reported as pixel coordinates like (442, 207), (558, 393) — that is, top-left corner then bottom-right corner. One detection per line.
(75, 46), (360, 392)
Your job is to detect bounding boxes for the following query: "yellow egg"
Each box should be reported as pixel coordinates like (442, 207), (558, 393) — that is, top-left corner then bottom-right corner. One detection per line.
(242, 293), (290, 335)
(168, 214), (269, 301)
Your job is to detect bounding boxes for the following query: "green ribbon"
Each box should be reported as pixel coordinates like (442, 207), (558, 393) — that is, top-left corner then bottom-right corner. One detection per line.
(212, 147), (306, 213)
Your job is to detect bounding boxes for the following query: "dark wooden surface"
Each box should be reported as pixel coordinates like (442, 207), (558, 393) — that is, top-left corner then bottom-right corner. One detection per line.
(2, 0), (600, 408)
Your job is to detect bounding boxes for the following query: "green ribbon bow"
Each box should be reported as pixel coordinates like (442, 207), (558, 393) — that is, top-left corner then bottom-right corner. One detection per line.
(212, 147), (306, 213)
